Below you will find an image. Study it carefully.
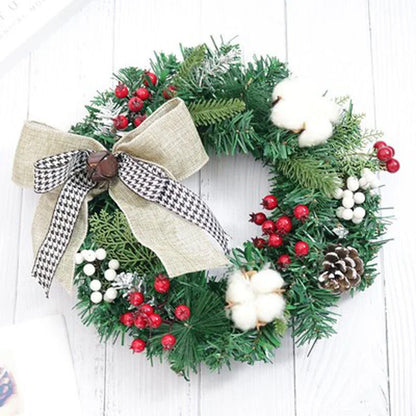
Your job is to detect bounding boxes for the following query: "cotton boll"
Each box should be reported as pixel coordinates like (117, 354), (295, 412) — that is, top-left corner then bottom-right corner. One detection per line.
(298, 118), (333, 147)
(353, 207), (366, 219)
(270, 100), (306, 132)
(315, 97), (340, 123)
(353, 192), (365, 204)
(342, 197), (354, 209)
(255, 293), (286, 323)
(347, 177), (359, 192)
(333, 188), (344, 199)
(336, 206), (345, 219)
(226, 270), (255, 305)
(342, 208), (353, 220)
(231, 303), (257, 331)
(250, 269), (285, 294)
(272, 78), (313, 101)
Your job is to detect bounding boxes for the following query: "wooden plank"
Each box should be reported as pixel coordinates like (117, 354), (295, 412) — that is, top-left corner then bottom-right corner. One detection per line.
(13, 1), (114, 416)
(286, 1), (390, 414)
(197, 1), (296, 415)
(0, 59), (29, 325)
(369, 1), (416, 415)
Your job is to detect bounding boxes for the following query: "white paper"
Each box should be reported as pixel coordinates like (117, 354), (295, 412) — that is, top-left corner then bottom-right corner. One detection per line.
(0, 315), (82, 416)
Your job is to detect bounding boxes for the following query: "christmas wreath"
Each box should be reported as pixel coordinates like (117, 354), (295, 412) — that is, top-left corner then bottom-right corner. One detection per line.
(13, 39), (399, 378)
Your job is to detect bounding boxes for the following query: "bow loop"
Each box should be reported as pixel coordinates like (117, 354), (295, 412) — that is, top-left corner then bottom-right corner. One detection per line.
(34, 150), (90, 194)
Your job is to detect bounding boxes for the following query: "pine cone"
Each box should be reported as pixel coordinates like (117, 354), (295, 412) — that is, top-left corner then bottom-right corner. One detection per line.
(318, 244), (364, 293)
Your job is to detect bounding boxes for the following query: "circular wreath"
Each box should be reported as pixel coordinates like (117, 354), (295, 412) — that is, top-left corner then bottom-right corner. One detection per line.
(72, 39), (398, 378)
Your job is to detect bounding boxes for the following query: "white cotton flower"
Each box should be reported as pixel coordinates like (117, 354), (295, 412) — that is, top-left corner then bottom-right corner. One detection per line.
(226, 270), (255, 305)
(271, 78), (340, 147)
(250, 269), (285, 294)
(255, 293), (286, 323)
(231, 302), (257, 331)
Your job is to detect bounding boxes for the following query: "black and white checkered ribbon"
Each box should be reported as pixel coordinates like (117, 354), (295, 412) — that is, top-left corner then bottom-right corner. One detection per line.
(33, 150), (228, 296)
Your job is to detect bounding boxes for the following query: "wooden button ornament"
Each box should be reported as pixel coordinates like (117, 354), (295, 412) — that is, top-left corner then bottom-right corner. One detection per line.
(87, 151), (119, 182)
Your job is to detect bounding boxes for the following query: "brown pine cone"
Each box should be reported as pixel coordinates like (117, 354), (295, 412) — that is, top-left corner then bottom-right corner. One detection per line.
(318, 244), (364, 293)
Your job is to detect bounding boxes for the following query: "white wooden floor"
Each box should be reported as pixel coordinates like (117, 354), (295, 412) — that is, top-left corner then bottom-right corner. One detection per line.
(0, 1), (415, 415)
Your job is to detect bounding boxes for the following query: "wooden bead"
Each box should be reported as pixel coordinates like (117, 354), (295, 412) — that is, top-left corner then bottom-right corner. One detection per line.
(87, 151), (118, 182)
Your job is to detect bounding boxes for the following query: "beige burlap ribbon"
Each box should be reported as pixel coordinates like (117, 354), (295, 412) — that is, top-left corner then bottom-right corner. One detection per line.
(12, 98), (229, 294)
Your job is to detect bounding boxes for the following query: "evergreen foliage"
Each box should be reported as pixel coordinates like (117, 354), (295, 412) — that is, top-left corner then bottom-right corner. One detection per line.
(72, 38), (391, 376)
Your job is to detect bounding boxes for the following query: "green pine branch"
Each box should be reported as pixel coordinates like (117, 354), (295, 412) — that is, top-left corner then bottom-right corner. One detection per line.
(188, 98), (246, 126)
(173, 44), (206, 86)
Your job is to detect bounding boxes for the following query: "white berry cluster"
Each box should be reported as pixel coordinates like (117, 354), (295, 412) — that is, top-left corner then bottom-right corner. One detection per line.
(75, 248), (120, 304)
(333, 169), (379, 224)
(225, 269), (286, 331)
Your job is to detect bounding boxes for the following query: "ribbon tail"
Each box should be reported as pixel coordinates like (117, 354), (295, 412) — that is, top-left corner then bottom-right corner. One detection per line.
(32, 171), (95, 296)
(117, 154), (229, 254)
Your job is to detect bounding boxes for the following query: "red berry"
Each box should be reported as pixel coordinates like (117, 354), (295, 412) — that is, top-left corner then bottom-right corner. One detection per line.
(139, 304), (154, 316)
(136, 87), (150, 100)
(294, 204), (309, 220)
(294, 241), (309, 256)
(114, 83), (128, 98)
(113, 115), (128, 130)
(161, 334), (176, 350)
(261, 195), (278, 210)
(275, 216), (292, 234)
(162, 85), (176, 99)
(130, 338), (146, 353)
(134, 314), (148, 329)
(175, 305), (191, 321)
(128, 97), (144, 112)
(249, 212), (267, 225)
(120, 312), (135, 327)
(148, 313), (162, 328)
(133, 114), (147, 127)
(373, 141), (387, 150)
(252, 237), (267, 249)
(387, 146), (395, 156)
(268, 233), (283, 248)
(386, 158), (400, 173)
(261, 220), (276, 235)
(377, 146), (394, 162)
(277, 254), (291, 268)
(154, 274), (170, 293)
(143, 71), (158, 87)
(128, 291), (144, 306)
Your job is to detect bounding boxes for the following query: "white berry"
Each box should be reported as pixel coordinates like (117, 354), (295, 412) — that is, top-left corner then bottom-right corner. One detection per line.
(82, 249), (96, 263)
(74, 252), (84, 265)
(353, 206), (366, 219)
(89, 279), (102, 291)
(336, 206), (345, 219)
(342, 208), (353, 220)
(369, 177), (380, 189)
(105, 287), (118, 300)
(347, 176), (359, 192)
(104, 268), (117, 281)
(95, 248), (107, 261)
(342, 190), (353, 199)
(352, 217), (363, 224)
(333, 188), (344, 199)
(108, 259), (120, 270)
(342, 197), (354, 209)
(104, 293), (113, 303)
(90, 291), (103, 304)
(359, 177), (369, 189)
(353, 192), (365, 204)
(83, 263), (96, 276)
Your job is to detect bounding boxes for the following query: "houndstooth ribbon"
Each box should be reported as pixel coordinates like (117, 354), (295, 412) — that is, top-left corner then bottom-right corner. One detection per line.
(32, 150), (228, 296)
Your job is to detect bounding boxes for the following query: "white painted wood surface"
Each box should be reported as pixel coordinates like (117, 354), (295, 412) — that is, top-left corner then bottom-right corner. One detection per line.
(0, 1), (415, 415)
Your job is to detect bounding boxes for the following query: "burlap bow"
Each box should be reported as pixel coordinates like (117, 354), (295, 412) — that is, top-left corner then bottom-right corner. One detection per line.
(12, 98), (229, 296)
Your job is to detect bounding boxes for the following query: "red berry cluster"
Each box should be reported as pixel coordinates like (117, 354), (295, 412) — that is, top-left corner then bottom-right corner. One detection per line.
(120, 274), (191, 354)
(373, 141), (400, 173)
(113, 72), (177, 131)
(250, 195), (311, 265)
